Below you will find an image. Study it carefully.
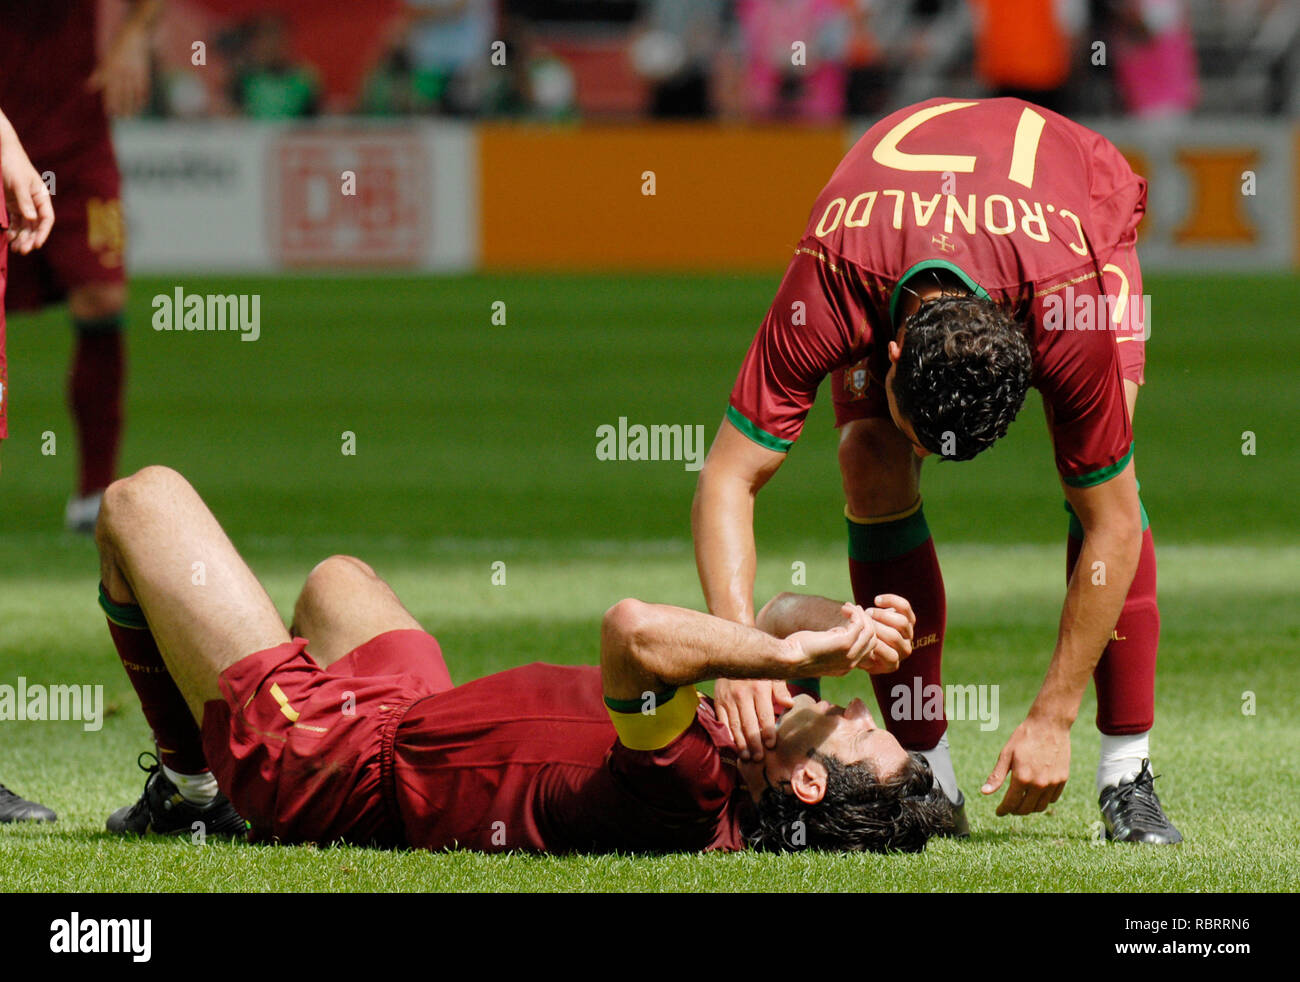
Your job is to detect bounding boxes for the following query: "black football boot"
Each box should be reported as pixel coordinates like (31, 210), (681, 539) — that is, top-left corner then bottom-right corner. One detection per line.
(1099, 758), (1182, 844)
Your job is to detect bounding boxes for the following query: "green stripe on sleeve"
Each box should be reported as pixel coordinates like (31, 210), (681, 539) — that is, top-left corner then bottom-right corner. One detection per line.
(1064, 500), (1085, 541)
(1062, 443), (1134, 489)
(726, 405), (793, 453)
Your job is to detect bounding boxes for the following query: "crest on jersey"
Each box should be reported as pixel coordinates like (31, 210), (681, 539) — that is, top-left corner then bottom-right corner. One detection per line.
(845, 359), (871, 399)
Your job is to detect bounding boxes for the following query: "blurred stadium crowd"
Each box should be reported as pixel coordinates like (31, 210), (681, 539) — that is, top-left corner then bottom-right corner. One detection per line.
(136, 0), (1299, 123)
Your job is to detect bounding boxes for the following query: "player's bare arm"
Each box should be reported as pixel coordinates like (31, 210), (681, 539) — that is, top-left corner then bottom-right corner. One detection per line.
(88, 0), (163, 118)
(692, 417), (787, 625)
(982, 458), (1143, 816)
(758, 590), (916, 675)
(599, 597), (877, 705)
(691, 418), (796, 757)
(0, 107), (54, 256)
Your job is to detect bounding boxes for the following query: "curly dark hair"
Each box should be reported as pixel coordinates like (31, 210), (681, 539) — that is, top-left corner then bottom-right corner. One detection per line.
(891, 296), (1033, 461)
(748, 750), (955, 853)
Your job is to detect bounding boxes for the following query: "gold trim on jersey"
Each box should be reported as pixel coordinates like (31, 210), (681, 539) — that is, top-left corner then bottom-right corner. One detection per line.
(270, 683), (300, 723)
(794, 246), (841, 275)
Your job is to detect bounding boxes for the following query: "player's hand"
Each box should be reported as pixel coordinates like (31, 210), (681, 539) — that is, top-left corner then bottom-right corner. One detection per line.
(0, 128), (54, 254)
(862, 593), (915, 673)
(783, 602), (877, 678)
(981, 714), (1072, 816)
(713, 679), (794, 761)
(89, 20), (152, 118)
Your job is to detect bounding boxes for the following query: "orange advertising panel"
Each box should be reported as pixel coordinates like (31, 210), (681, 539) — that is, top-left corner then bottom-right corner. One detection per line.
(478, 124), (846, 270)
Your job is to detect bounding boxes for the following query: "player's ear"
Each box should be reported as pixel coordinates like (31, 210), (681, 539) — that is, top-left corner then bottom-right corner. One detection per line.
(888, 328), (906, 363)
(790, 756), (828, 805)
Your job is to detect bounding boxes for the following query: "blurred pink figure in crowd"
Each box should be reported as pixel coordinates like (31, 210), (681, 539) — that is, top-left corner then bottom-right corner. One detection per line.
(1112, 0), (1199, 119)
(736, 0), (848, 120)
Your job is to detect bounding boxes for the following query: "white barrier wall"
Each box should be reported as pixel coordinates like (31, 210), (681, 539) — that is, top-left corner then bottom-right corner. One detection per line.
(1087, 119), (1295, 273)
(116, 121), (478, 273)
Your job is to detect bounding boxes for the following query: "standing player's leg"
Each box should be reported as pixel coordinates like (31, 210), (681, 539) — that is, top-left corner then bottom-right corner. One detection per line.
(1072, 380), (1175, 841)
(837, 390), (962, 824)
(67, 278), (128, 531)
(1074, 381), (1158, 778)
(97, 465), (289, 835)
(6, 174), (129, 531)
(1068, 251), (1179, 843)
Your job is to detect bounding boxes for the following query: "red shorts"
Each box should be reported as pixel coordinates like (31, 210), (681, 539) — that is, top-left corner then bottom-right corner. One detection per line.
(201, 629), (454, 846)
(4, 140), (125, 312)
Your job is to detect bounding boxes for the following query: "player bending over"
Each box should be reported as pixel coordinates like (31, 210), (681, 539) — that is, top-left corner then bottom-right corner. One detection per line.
(97, 466), (954, 853)
(695, 97), (1179, 843)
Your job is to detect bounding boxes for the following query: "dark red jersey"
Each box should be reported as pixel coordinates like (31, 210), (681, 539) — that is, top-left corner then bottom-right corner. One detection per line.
(0, 0), (111, 163)
(0, 1), (125, 310)
(729, 97), (1146, 487)
(204, 635), (753, 854)
(393, 663), (753, 853)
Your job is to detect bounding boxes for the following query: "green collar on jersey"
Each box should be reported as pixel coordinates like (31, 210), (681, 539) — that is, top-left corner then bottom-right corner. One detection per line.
(889, 259), (990, 327)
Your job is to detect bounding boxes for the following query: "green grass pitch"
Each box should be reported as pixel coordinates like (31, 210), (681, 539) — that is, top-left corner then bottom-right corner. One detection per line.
(0, 271), (1296, 892)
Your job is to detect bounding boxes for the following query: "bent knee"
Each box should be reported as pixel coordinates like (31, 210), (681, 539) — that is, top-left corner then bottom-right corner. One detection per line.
(295, 556), (377, 620)
(97, 466), (188, 539)
(307, 555), (376, 583)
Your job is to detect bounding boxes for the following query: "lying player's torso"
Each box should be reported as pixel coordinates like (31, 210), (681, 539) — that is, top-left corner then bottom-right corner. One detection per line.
(390, 663), (752, 854)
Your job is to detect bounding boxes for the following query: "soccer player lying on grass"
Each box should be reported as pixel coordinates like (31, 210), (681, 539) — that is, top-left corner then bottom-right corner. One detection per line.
(97, 466), (955, 853)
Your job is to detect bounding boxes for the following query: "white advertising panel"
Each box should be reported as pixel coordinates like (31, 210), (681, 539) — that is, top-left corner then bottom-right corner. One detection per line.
(116, 121), (477, 273)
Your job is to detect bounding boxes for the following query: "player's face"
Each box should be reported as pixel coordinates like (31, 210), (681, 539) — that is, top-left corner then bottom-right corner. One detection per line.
(773, 694), (910, 783)
(884, 340), (932, 459)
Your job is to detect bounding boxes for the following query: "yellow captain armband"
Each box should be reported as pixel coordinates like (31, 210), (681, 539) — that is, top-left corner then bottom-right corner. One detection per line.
(604, 686), (701, 751)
